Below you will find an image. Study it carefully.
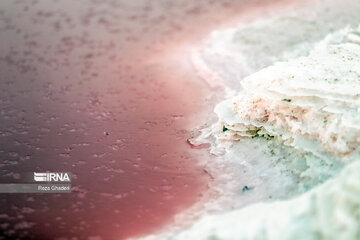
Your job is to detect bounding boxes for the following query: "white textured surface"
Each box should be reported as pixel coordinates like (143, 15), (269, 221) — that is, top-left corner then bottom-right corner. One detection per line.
(171, 1), (360, 239)
(195, 0), (360, 90)
(173, 160), (360, 240)
(216, 26), (360, 158)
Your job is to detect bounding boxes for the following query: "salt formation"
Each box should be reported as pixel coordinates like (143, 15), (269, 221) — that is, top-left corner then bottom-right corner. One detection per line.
(171, 26), (360, 240)
(214, 26), (360, 159)
(173, 160), (360, 240)
(196, 0), (360, 89)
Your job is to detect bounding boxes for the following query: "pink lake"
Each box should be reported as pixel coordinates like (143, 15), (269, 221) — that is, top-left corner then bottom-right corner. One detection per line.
(0, 0), (302, 239)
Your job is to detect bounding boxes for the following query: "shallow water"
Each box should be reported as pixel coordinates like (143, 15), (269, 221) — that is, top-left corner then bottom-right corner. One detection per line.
(0, 0), (303, 239)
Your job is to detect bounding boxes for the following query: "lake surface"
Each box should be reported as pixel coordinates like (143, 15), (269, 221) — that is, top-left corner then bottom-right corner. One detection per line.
(0, 0), (300, 239)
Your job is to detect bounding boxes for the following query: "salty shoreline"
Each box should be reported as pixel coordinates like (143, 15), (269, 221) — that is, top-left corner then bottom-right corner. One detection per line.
(139, 0), (360, 239)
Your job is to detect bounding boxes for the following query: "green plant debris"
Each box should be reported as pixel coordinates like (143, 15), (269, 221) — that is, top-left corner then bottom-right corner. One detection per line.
(252, 129), (274, 140)
(222, 125), (228, 132)
(282, 98), (292, 102)
(242, 185), (253, 192)
(251, 129), (260, 138)
(270, 149), (275, 156)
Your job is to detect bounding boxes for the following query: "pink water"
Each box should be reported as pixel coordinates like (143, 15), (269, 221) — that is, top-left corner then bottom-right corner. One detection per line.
(0, 0), (301, 239)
